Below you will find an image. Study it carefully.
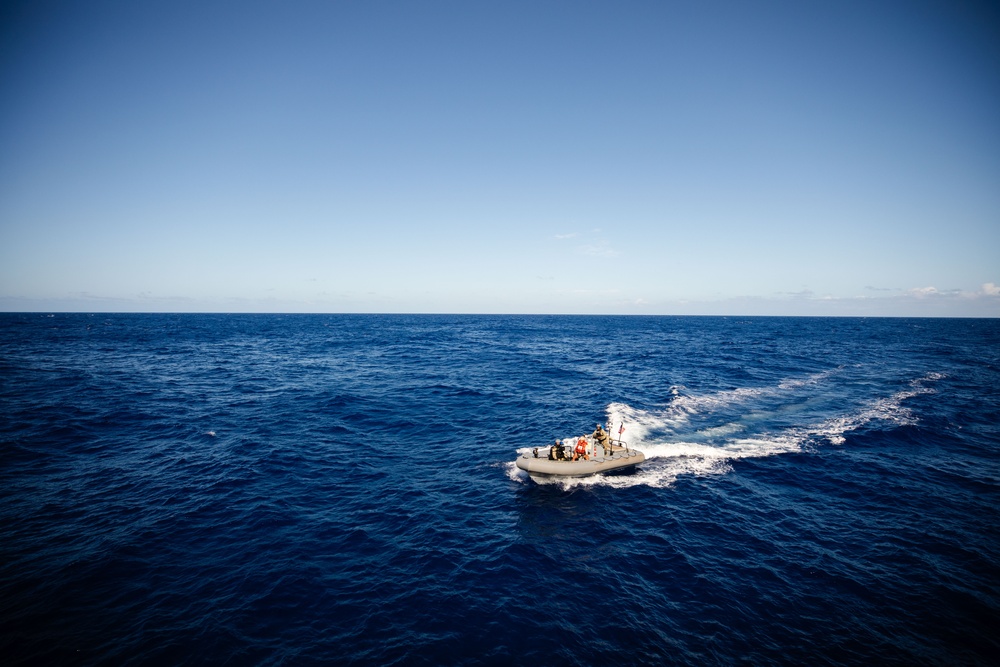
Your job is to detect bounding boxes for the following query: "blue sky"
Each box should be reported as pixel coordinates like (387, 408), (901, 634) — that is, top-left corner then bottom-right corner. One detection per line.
(2, 0), (998, 315)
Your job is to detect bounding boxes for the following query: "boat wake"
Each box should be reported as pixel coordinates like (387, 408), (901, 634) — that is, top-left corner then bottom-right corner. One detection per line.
(509, 371), (944, 489)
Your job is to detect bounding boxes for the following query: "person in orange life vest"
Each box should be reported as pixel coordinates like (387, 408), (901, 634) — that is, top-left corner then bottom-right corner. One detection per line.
(573, 436), (589, 461)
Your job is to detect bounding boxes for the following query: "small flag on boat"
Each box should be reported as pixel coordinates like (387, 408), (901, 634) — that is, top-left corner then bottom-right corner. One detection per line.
(618, 423), (625, 436)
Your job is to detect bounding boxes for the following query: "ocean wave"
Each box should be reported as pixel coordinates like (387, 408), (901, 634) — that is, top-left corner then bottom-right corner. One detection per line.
(4, 314), (994, 667)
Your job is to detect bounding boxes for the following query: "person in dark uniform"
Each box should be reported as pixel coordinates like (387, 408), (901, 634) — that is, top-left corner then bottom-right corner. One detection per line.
(593, 424), (609, 455)
(550, 439), (566, 460)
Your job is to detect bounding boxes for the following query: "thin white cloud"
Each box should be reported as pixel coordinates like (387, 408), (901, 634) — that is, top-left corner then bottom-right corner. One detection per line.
(779, 289), (815, 298)
(554, 233), (577, 240)
(908, 286), (941, 297)
(577, 241), (619, 258)
(982, 282), (1000, 296)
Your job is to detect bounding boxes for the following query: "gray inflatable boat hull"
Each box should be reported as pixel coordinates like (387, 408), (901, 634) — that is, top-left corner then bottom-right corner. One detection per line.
(515, 449), (645, 478)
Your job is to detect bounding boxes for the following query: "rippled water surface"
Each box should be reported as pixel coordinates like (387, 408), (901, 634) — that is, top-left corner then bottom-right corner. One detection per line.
(2, 314), (998, 665)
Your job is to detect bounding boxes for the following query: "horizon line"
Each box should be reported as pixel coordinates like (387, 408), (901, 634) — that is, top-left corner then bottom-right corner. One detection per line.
(3, 311), (998, 320)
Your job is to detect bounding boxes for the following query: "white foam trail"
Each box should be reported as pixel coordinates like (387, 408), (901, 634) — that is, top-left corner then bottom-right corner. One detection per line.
(694, 422), (746, 438)
(606, 370), (838, 438)
(541, 371), (945, 490)
(806, 373), (940, 445)
(778, 369), (837, 389)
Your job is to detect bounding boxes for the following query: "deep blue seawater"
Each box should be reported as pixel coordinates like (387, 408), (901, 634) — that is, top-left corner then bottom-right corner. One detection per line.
(2, 313), (999, 666)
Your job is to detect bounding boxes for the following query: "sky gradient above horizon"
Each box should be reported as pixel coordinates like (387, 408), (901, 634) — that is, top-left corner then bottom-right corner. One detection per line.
(2, 0), (999, 316)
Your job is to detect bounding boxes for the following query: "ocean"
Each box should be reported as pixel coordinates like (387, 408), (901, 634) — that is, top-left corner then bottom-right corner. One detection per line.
(1, 313), (998, 666)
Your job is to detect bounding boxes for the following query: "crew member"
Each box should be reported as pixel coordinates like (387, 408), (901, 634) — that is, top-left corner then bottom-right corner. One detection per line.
(593, 423), (609, 455)
(573, 436), (589, 461)
(550, 439), (566, 460)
